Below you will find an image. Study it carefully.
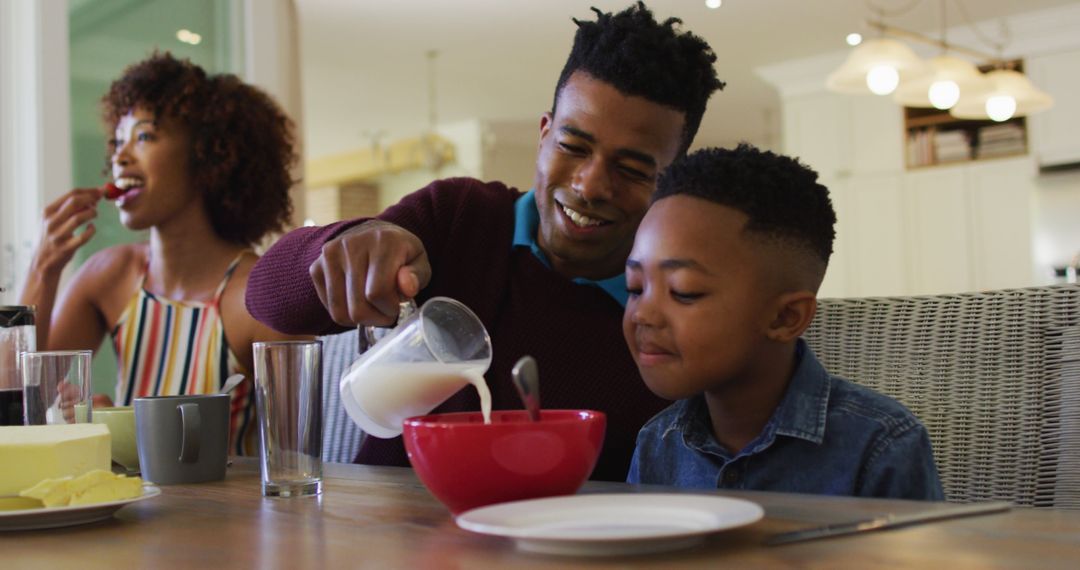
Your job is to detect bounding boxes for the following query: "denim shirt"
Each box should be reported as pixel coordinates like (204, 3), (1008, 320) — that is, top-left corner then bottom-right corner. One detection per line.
(627, 340), (944, 501)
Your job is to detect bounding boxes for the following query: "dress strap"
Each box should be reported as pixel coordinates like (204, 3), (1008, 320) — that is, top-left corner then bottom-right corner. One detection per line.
(137, 255), (151, 290)
(212, 250), (252, 302)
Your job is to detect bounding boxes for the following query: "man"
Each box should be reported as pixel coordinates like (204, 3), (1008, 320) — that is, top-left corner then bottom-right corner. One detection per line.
(246, 2), (723, 481)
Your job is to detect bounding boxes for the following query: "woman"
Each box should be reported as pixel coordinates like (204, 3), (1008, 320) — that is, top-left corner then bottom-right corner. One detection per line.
(20, 52), (307, 454)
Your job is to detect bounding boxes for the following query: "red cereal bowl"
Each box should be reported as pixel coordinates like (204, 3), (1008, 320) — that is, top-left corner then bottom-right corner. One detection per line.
(402, 410), (606, 516)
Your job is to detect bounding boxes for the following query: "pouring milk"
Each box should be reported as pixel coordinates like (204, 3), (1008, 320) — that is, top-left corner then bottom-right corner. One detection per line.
(338, 297), (493, 439)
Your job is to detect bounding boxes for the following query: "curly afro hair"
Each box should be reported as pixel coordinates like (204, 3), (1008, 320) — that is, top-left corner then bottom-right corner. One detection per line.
(654, 144), (836, 266)
(553, 1), (724, 155)
(101, 51), (296, 246)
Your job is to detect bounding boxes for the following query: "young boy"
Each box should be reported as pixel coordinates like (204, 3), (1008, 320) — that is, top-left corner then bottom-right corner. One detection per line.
(623, 144), (943, 500)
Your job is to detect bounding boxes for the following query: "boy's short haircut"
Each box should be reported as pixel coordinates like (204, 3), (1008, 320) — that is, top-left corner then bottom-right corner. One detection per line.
(552, 1), (725, 155)
(654, 143), (837, 280)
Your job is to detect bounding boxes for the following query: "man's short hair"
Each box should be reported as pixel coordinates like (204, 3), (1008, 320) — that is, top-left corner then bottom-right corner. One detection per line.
(654, 144), (837, 270)
(553, 2), (724, 154)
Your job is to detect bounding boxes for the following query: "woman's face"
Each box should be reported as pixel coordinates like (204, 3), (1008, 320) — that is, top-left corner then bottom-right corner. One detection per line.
(110, 107), (198, 230)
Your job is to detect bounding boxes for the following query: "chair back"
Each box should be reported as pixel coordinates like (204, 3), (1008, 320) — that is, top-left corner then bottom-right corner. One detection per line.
(803, 284), (1080, 508)
(320, 329), (366, 463)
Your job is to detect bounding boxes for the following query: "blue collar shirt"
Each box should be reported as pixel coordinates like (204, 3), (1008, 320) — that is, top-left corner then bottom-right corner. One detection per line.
(628, 340), (944, 501)
(511, 190), (628, 307)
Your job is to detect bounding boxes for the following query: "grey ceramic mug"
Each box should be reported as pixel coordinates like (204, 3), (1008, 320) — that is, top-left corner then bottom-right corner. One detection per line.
(134, 394), (230, 485)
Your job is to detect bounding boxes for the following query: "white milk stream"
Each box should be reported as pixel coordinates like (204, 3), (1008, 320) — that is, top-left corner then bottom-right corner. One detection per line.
(342, 360), (491, 438)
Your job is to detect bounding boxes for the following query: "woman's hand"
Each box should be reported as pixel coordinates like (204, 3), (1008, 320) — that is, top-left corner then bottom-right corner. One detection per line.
(31, 188), (104, 277)
(55, 386), (111, 423)
(21, 187), (106, 350)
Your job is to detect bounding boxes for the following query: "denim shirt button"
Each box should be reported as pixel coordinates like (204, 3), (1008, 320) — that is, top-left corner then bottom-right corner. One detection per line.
(722, 469), (739, 485)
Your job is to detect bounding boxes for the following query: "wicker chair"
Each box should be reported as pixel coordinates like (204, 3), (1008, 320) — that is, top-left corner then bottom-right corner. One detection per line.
(803, 284), (1080, 508)
(319, 329), (366, 463)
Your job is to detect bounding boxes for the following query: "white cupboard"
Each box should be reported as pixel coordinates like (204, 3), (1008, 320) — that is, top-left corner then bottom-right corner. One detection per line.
(967, 159), (1038, 290)
(846, 174), (908, 297)
(904, 166), (972, 295)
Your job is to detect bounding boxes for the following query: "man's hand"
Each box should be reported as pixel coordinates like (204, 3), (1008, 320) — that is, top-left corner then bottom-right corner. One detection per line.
(309, 220), (431, 327)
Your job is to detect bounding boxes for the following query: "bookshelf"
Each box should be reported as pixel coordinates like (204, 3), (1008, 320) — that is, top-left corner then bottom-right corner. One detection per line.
(904, 61), (1029, 169)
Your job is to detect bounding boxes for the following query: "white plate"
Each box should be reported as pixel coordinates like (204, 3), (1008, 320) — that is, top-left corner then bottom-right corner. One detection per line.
(0, 485), (161, 531)
(456, 493), (764, 556)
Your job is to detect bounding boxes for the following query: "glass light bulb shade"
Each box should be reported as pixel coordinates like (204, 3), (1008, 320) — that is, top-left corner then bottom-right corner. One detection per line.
(951, 69), (1054, 119)
(826, 38), (925, 95)
(846, 33), (863, 46)
(985, 95), (1017, 121)
(928, 80), (960, 109)
(867, 65), (900, 95)
(893, 55), (985, 108)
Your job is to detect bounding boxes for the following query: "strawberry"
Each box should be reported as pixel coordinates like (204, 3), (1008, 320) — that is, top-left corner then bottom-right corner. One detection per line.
(104, 183), (123, 200)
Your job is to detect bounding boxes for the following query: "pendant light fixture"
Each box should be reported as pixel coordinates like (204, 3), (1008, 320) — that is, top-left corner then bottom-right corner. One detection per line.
(893, 54), (986, 110)
(826, 37), (925, 96)
(417, 49), (454, 171)
(950, 67), (1053, 122)
(827, 0), (1053, 120)
(891, 1), (986, 110)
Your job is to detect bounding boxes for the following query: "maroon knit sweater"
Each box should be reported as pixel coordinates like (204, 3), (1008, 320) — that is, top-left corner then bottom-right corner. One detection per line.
(246, 177), (666, 481)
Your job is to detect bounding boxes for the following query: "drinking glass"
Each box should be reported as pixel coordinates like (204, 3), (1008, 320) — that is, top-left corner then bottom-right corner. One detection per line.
(253, 340), (323, 497)
(20, 350), (92, 425)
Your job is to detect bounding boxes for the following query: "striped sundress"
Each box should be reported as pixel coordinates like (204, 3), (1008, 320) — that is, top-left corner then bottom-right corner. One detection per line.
(111, 253), (256, 455)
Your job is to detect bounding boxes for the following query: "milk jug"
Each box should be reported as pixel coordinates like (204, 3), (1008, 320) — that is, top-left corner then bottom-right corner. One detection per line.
(340, 297), (492, 438)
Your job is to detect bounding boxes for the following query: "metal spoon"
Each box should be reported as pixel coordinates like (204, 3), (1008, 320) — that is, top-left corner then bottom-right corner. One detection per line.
(511, 355), (541, 422)
(219, 374), (245, 395)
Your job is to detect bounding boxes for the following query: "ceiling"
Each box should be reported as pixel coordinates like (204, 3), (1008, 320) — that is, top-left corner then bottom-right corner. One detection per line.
(296, 0), (1079, 160)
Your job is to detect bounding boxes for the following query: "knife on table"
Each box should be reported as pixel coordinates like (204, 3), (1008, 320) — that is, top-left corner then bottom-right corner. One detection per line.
(766, 501), (1012, 546)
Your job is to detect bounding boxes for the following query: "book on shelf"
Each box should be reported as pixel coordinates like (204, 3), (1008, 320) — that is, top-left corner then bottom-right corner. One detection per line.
(934, 130), (972, 163)
(907, 128), (937, 167)
(976, 123), (1025, 158)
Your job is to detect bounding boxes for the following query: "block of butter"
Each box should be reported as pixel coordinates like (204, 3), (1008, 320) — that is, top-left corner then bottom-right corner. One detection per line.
(20, 469), (143, 507)
(0, 424), (111, 497)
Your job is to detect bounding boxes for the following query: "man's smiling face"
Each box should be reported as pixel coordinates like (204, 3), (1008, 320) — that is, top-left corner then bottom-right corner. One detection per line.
(532, 71), (685, 281)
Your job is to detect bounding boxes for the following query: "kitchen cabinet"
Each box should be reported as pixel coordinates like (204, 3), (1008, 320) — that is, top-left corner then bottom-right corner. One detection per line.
(846, 174), (909, 297)
(905, 166), (973, 294)
(818, 157), (1035, 298)
(967, 158), (1038, 290)
(782, 92), (902, 179)
(782, 93), (852, 180)
(1026, 48), (1080, 168)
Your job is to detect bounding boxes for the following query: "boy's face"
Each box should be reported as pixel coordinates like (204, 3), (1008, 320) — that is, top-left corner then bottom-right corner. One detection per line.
(623, 195), (780, 401)
(533, 71), (685, 281)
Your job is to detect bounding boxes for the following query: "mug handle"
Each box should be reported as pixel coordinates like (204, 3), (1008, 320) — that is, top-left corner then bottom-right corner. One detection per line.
(357, 299), (417, 354)
(178, 403), (201, 463)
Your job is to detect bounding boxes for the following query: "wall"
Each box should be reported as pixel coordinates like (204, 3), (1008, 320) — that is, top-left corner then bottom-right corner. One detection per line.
(483, 142), (536, 192)
(1033, 170), (1080, 276)
(483, 119), (541, 192)
(376, 119), (485, 211)
(0, 0), (72, 306)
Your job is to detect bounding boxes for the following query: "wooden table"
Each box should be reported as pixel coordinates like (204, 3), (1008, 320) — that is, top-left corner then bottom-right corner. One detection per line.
(8, 459), (1080, 568)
